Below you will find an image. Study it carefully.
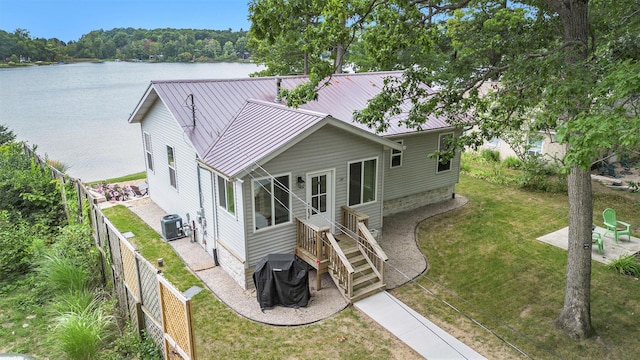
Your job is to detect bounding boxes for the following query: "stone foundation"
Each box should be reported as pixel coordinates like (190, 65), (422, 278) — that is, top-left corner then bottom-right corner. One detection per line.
(216, 242), (247, 289)
(383, 185), (455, 216)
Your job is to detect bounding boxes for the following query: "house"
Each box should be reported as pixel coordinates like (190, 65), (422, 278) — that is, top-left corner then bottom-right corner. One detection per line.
(478, 132), (566, 163)
(128, 71), (461, 302)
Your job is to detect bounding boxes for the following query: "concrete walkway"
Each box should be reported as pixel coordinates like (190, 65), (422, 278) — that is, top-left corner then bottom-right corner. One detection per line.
(355, 292), (486, 360)
(537, 226), (640, 264)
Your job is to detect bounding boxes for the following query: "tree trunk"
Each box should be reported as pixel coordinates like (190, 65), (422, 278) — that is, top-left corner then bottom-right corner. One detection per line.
(550, 0), (593, 339)
(555, 165), (593, 338)
(334, 43), (345, 73)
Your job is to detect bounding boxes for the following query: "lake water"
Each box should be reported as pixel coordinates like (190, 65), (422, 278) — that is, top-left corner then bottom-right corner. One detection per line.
(0, 61), (262, 181)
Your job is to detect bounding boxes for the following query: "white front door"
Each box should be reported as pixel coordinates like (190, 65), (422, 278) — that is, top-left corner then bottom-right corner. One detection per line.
(306, 170), (334, 230)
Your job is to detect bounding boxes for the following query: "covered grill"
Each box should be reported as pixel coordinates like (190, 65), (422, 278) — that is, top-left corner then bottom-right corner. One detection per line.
(252, 254), (310, 310)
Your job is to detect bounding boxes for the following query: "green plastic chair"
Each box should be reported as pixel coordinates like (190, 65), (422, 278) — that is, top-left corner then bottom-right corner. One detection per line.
(592, 231), (603, 254)
(602, 208), (631, 243)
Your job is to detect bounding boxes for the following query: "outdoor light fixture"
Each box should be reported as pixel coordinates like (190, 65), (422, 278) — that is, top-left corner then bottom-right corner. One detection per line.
(297, 176), (305, 189)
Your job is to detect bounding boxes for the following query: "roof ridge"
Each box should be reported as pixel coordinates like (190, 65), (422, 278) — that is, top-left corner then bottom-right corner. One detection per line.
(245, 99), (329, 118)
(149, 70), (403, 85)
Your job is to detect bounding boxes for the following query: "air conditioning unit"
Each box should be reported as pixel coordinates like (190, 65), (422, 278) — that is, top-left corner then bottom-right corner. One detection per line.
(161, 214), (184, 241)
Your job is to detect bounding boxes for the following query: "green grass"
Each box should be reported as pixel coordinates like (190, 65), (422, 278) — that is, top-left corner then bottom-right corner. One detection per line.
(102, 206), (420, 359)
(0, 279), (56, 355)
(86, 171), (146, 186)
(391, 174), (640, 359)
(4, 164), (639, 359)
(53, 305), (113, 360)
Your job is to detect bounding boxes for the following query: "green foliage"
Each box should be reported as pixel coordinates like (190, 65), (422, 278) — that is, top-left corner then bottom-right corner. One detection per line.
(0, 27), (249, 63)
(519, 156), (552, 191)
(0, 142), (66, 227)
(606, 254), (640, 277)
(53, 305), (114, 360)
(38, 254), (91, 293)
(46, 158), (69, 173)
(0, 211), (44, 280)
(502, 156), (522, 169)
(104, 327), (163, 360)
(51, 289), (100, 315)
(481, 148), (500, 162)
(0, 124), (16, 145)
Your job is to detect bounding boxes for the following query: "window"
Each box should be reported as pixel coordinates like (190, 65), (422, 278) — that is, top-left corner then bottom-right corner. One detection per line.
(253, 175), (290, 230)
(437, 133), (453, 173)
(527, 136), (543, 156)
(487, 137), (500, 148)
(348, 158), (377, 206)
(167, 145), (177, 188)
(217, 175), (235, 215)
(143, 132), (154, 171)
(390, 140), (403, 168)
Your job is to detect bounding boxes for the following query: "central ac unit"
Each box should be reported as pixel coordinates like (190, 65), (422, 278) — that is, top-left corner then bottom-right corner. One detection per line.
(161, 214), (184, 241)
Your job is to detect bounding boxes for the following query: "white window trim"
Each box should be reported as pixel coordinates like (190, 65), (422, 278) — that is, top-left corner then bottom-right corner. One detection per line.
(167, 145), (177, 189)
(390, 140), (403, 168)
(143, 132), (154, 173)
(437, 132), (454, 174)
(527, 137), (544, 156)
(251, 173), (292, 232)
(217, 175), (235, 216)
(347, 157), (378, 207)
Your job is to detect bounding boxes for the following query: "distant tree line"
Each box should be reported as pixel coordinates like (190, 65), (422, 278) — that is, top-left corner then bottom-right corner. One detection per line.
(0, 27), (250, 63)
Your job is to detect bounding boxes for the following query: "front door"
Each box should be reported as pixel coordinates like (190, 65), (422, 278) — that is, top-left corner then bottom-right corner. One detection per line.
(306, 170), (334, 230)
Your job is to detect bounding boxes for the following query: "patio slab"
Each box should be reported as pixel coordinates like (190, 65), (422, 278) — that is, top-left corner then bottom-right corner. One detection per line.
(536, 226), (640, 264)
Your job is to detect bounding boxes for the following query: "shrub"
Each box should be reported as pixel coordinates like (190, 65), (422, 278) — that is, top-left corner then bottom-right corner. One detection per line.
(606, 254), (640, 277)
(104, 327), (163, 360)
(0, 211), (42, 280)
(0, 142), (66, 227)
(520, 156), (551, 191)
(481, 148), (501, 162)
(0, 124), (16, 145)
(502, 156), (522, 169)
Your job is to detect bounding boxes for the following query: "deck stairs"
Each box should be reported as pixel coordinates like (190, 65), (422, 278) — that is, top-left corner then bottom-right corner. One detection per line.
(331, 234), (386, 303)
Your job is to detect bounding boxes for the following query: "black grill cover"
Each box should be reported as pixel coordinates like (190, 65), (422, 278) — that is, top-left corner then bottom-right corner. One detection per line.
(252, 254), (310, 310)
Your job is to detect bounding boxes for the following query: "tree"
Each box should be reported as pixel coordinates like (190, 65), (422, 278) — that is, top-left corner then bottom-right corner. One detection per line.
(248, 0), (377, 76)
(222, 41), (237, 59)
(0, 124), (16, 145)
(274, 0), (640, 339)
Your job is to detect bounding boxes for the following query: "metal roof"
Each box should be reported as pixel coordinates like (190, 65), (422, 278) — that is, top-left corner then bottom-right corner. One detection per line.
(128, 71), (452, 176)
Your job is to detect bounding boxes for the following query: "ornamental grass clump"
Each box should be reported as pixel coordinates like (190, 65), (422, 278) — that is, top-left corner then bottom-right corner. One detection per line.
(39, 253), (90, 293)
(606, 254), (640, 277)
(54, 304), (114, 360)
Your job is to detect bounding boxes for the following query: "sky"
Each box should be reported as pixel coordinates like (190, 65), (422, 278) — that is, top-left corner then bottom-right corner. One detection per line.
(0, 0), (251, 42)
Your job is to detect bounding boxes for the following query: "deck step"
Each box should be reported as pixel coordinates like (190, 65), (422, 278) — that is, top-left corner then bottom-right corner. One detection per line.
(351, 281), (386, 302)
(353, 272), (379, 288)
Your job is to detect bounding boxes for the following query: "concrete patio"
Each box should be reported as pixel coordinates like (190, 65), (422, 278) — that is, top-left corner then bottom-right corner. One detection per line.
(537, 225), (640, 264)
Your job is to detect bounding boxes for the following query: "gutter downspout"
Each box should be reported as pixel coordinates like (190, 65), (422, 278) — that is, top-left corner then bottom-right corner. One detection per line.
(380, 149), (386, 231)
(197, 163), (220, 266)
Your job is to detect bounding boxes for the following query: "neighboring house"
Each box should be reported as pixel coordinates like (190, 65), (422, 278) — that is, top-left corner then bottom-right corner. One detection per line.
(128, 71), (461, 301)
(479, 132), (566, 163)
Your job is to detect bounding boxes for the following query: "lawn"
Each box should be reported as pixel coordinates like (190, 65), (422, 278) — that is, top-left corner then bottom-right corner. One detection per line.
(391, 174), (640, 359)
(101, 206), (420, 360)
(3, 165), (639, 359)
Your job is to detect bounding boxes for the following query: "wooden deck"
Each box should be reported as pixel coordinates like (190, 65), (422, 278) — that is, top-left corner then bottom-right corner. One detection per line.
(296, 206), (387, 303)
